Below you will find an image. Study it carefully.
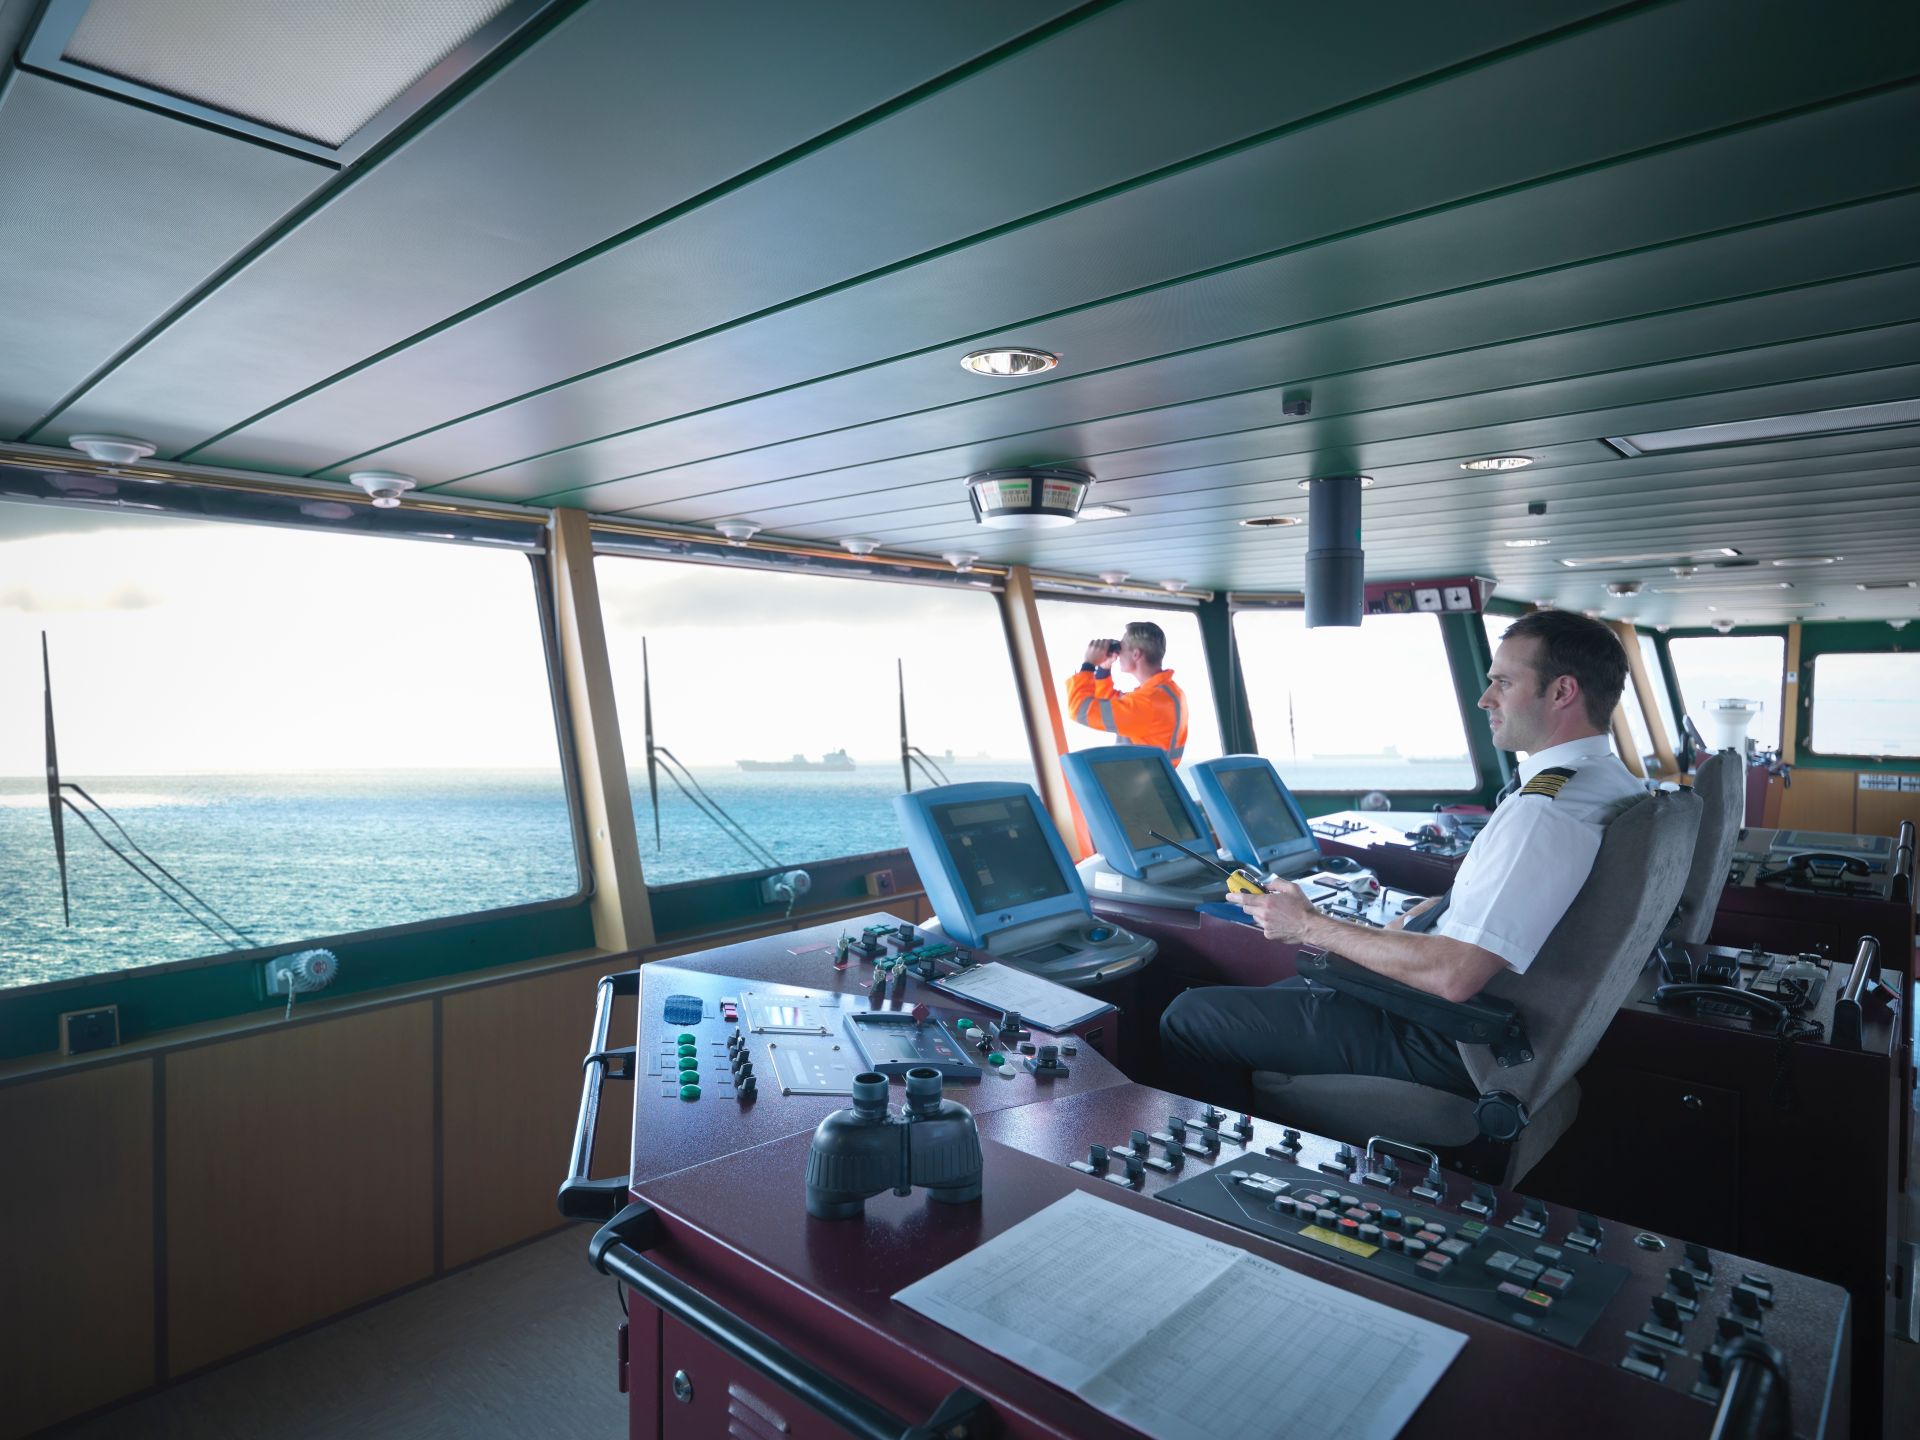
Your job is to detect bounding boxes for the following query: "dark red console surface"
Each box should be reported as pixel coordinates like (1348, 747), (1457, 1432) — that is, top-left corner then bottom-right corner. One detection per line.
(613, 927), (1851, 1440)
(628, 1086), (1847, 1440)
(1710, 828), (1915, 979)
(1309, 810), (1470, 894)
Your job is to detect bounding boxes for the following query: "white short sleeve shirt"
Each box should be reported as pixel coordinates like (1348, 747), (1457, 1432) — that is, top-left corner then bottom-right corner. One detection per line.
(1433, 737), (1646, 974)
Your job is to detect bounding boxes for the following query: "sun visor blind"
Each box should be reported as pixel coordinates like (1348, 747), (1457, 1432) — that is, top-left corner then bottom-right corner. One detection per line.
(61, 0), (515, 147)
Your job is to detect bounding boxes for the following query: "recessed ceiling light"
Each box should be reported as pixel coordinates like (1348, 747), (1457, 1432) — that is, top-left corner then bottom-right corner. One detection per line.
(1461, 455), (1534, 471)
(966, 466), (1090, 529)
(1078, 503), (1130, 521)
(713, 520), (761, 546)
(1603, 581), (1642, 597)
(942, 551), (979, 573)
(348, 470), (417, 508)
(960, 347), (1059, 378)
(1503, 538), (1552, 548)
(1768, 555), (1838, 567)
(1296, 475), (1374, 490)
(1650, 581), (1792, 594)
(1239, 514), (1302, 528)
(840, 538), (880, 555)
(1098, 571), (1130, 586)
(1608, 397), (1920, 455)
(1559, 547), (1739, 569)
(1858, 580), (1917, 591)
(69, 433), (156, 465)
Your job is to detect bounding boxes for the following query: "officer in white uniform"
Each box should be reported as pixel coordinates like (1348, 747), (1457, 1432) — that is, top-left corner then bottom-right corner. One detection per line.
(1161, 610), (1645, 1114)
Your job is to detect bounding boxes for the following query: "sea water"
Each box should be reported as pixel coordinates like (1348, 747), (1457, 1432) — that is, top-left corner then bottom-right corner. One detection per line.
(1, 754), (1453, 991)
(0, 761), (1023, 990)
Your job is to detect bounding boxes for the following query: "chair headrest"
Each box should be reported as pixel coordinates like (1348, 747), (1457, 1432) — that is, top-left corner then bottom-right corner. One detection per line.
(1665, 749), (1745, 945)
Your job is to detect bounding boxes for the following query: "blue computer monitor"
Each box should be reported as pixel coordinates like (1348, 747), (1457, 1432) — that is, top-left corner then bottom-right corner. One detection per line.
(893, 782), (1089, 947)
(1059, 746), (1212, 880)
(1189, 755), (1319, 875)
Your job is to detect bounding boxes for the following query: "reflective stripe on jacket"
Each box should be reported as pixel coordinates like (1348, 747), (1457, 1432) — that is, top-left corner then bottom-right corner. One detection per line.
(1063, 668), (1189, 766)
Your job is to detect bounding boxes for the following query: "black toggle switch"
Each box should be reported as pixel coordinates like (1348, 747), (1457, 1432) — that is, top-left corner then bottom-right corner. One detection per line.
(1123, 1153), (1146, 1187)
(1698, 1351), (1726, 1387)
(1334, 1143), (1358, 1168)
(1281, 1128), (1302, 1149)
(1730, 1287), (1762, 1320)
(1197, 1128), (1220, 1156)
(1685, 1242), (1713, 1276)
(1201, 1104), (1226, 1126)
(1576, 1211), (1602, 1239)
(1716, 1315), (1747, 1343)
(1650, 1295), (1682, 1330)
(737, 1074), (756, 1098)
(1087, 1144), (1110, 1174)
(1130, 1129), (1152, 1155)
(1523, 1197), (1548, 1223)
(1234, 1113), (1255, 1140)
(1667, 1268), (1699, 1301)
(1160, 1139), (1185, 1169)
(1168, 1115), (1187, 1140)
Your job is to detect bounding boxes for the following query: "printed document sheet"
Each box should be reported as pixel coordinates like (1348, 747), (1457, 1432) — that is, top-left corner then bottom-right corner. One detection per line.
(928, 961), (1115, 1033)
(894, 1190), (1464, 1440)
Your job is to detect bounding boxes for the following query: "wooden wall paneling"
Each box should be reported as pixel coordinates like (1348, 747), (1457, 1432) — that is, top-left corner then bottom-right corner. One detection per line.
(164, 1004), (435, 1376)
(1613, 621), (1678, 777)
(1854, 784), (1918, 842)
(441, 964), (635, 1270)
(1610, 705), (1646, 778)
(0, 1061), (155, 1440)
(1775, 768), (1858, 833)
(1780, 624), (1803, 760)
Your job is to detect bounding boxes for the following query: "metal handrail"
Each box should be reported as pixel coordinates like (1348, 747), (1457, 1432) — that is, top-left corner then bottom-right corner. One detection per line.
(590, 1201), (997, 1440)
(1829, 936), (1881, 1052)
(557, 970), (639, 1220)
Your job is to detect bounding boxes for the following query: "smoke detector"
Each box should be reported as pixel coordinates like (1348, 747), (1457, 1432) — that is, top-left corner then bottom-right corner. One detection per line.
(1711, 619), (1737, 633)
(1159, 579), (1187, 594)
(713, 520), (761, 546)
(1098, 571), (1130, 587)
(69, 434), (156, 466)
(840, 538), (880, 556)
(348, 470), (417, 508)
(942, 551), (979, 573)
(1602, 581), (1642, 598)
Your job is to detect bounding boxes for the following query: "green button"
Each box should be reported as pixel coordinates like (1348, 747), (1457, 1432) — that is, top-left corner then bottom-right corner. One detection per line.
(678, 1059), (699, 1074)
(987, 1052), (1005, 1067)
(679, 1084), (701, 1100)
(677, 1043), (698, 1058)
(955, 1018), (973, 1031)
(677, 1033), (696, 1045)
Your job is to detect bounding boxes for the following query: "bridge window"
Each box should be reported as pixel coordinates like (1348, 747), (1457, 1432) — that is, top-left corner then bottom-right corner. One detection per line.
(1233, 609), (1476, 794)
(594, 559), (1035, 885)
(0, 500), (577, 993)
(1034, 598), (1223, 772)
(1808, 653), (1920, 758)
(1668, 635), (1786, 754)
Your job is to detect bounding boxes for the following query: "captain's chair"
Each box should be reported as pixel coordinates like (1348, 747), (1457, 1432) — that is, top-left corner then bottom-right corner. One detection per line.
(1663, 748), (1745, 945)
(1249, 789), (1702, 1186)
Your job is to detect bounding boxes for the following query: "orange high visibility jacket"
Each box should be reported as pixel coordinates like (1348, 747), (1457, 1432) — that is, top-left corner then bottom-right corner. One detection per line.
(1064, 667), (1189, 766)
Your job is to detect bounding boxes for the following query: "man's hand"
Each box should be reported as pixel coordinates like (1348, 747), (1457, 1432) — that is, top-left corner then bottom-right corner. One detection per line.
(1226, 876), (1319, 942)
(1084, 638), (1117, 667)
(1387, 893), (1444, 932)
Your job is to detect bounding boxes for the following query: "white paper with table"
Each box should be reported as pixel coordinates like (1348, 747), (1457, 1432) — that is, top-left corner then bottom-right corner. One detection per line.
(894, 1190), (1465, 1440)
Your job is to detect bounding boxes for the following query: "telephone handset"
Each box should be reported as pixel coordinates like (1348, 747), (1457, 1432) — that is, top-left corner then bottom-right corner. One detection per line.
(1759, 850), (1874, 892)
(1652, 983), (1790, 1028)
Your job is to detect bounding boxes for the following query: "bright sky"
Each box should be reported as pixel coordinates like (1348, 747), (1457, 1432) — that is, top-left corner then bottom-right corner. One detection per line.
(0, 501), (562, 776)
(594, 557), (1034, 765)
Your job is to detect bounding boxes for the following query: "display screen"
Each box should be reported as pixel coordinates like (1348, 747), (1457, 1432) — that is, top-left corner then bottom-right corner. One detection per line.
(1097, 756), (1203, 852)
(1217, 766), (1307, 852)
(932, 795), (1071, 915)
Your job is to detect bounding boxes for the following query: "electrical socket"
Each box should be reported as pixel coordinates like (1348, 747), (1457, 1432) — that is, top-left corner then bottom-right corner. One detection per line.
(865, 869), (896, 898)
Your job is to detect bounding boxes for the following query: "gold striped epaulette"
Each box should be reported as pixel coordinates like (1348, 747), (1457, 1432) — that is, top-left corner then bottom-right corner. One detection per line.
(1519, 766), (1577, 800)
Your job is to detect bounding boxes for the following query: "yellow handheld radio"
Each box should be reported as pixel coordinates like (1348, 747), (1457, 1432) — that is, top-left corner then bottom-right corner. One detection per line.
(1145, 829), (1276, 895)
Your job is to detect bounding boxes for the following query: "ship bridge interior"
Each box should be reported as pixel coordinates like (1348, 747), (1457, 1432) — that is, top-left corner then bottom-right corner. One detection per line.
(1, 3), (1917, 1438)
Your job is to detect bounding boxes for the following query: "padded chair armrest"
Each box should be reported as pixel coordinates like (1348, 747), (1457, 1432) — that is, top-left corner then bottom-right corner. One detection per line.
(1295, 948), (1535, 1067)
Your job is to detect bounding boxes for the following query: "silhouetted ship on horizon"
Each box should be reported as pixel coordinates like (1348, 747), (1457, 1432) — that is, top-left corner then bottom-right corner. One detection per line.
(736, 749), (856, 773)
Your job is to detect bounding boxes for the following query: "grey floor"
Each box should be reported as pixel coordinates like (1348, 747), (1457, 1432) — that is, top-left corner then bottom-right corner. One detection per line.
(49, 1228), (626, 1440)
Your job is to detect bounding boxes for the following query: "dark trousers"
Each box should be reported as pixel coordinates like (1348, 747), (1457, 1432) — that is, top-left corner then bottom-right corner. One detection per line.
(1159, 977), (1476, 1117)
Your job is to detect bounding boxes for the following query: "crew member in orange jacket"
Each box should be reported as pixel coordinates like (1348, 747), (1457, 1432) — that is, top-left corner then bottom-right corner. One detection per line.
(1064, 620), (1190, 766)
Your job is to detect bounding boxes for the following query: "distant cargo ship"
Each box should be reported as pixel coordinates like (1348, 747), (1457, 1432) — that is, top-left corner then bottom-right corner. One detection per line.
(736, 749), (856, 773)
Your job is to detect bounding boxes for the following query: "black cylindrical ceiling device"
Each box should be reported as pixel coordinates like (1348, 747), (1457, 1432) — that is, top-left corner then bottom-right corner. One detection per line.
(1304, 475), (1367, 628)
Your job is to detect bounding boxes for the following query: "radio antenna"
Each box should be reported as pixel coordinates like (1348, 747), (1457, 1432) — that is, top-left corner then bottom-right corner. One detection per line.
(43, 633), (70, 925)
(896, 660), (950, 792)
(642, 637), (660, 847)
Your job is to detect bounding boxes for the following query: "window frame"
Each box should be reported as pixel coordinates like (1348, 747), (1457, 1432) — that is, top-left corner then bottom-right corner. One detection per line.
(1229, 599), (1486, 796)
(0, 506), (591, 1004)
(594, 548), (1042, 889)
(1804, 649), (1920, 760)
(1664, 627), (1789, 755)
